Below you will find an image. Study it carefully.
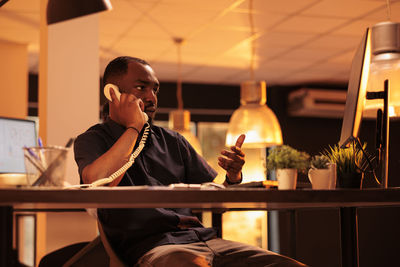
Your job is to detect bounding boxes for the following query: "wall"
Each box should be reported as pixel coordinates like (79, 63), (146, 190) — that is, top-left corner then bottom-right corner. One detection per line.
(35, 3), (101, 263)
(0, 39), (28, 119)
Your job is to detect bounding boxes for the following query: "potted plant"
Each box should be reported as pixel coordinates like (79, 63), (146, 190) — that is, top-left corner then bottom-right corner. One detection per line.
(308, 155), (336, 189)
(322, 143), (366, 189)
(266, 145), (310, 189)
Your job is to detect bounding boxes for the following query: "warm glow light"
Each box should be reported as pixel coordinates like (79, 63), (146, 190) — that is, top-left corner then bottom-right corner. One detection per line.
(365, 57), (400, 117)
(169, 109), (203, 155)
(354, 29), (371, 136)
(241, 148), (267, 182)
(222, 147), (268, 248)
(389, 105), (396, 117)
(178, 130), (203, 156)
(360, 30), (371, 97)
(365, 21), (400, 117)
(226, 81), (282, 148)
(242, 130), (266, 144)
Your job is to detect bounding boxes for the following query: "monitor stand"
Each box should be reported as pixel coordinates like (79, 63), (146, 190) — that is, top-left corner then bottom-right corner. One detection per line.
(366, 79), (389, 188)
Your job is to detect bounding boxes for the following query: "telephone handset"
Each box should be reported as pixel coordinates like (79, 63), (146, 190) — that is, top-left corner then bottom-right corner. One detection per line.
(104, 83), (121, 101)
(79, 84), (151, 187)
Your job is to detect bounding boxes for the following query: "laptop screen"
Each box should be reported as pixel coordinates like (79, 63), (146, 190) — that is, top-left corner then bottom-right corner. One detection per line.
(0, 117), (37, 173)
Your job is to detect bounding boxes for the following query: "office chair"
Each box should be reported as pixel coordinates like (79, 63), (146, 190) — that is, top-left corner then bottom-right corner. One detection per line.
(58, 221), (126, 267)
(97, 221), (127, 267)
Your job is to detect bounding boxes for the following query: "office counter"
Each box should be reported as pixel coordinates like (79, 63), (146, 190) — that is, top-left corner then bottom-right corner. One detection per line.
(1, 186), (400, 209)
(1, 186), (400, 267)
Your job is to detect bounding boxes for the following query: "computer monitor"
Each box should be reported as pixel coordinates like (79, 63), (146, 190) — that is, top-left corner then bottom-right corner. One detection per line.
(339, 28), (372, 148)
(0, 117), (37, 173)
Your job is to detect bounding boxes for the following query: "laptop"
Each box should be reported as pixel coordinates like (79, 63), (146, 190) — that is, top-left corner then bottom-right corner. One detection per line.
(0, 116), (37, 187)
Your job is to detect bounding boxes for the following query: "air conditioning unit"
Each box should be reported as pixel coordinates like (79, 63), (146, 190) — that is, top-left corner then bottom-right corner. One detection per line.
(288, 88), (347, 118)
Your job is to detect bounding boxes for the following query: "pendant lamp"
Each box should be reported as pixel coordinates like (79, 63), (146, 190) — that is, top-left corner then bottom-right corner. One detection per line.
(226, 81), (282, 148)
(365, 21), (400, 117)
(47, 0), (112, 25)
(169, 110), (203, 155)
(168, 37), (203, 155)
(225, 0), (282, 148)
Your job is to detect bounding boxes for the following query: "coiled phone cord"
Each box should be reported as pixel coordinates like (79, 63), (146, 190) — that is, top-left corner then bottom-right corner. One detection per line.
(90, 123), (150, 187)
(69, 123), (150, 189)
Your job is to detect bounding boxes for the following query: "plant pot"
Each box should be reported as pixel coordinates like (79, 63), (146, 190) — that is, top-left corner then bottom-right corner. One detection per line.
(308, 163), (337, 190)
(337, 172), (363, 189)
(276, 169), (298, 190)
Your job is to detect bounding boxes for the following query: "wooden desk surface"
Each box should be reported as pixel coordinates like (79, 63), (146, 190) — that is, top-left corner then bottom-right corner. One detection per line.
(1, 186), (400, 210)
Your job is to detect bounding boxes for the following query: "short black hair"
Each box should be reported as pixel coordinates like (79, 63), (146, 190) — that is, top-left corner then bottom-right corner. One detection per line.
(102, 56), (150, 86)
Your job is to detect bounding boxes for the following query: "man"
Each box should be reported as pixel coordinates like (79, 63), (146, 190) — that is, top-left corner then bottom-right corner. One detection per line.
(74, 56), (306, 266)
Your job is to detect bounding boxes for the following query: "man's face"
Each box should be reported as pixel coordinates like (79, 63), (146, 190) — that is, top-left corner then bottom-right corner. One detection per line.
(109, 61), (160, 121)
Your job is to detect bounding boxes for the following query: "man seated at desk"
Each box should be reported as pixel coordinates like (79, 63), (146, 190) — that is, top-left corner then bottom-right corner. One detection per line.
(74, 56), (306, 267)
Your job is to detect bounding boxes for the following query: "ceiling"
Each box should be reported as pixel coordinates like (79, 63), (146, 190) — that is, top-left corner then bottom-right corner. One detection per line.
(1, 0), (400, 86)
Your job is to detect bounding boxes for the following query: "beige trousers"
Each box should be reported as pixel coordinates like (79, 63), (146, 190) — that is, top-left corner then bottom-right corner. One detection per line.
(135, 238), (307, 267)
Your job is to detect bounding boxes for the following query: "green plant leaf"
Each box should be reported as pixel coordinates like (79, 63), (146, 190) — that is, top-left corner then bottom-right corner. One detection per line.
(266, 145), (310, 171)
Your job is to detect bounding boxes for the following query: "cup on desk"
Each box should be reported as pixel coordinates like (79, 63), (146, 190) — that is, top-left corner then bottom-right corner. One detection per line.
(23, 146), (69, 187)
(308, 163), (337, 190)
(276, 169), (298, 190)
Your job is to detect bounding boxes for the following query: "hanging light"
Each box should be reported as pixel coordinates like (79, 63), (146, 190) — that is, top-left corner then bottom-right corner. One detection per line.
(169, 109), (203, 155)
(0, 0), (9, 8)
(47, 0), (112, 25)
(365, 21), (400, 117)
(225, 0), (282, 148)
(168, 37), (203, 155)
(226, 81), (282, 148)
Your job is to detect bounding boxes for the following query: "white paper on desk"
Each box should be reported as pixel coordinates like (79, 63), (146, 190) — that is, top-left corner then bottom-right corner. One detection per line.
(169, 183), (202, 189)
(169, 183), (225, 190)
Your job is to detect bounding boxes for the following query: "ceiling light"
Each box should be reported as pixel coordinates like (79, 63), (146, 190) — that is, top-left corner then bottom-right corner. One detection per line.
(47, 0), (112, 25)
(226, 81), (282, 148)
(168, 37), (203, 155)
(169, 109), (202, 155)
(226, 0), (282, 148)
(365, 21), (400, 117)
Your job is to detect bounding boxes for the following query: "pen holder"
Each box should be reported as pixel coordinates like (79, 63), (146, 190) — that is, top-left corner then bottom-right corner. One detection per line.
(23, 146), (69, 187)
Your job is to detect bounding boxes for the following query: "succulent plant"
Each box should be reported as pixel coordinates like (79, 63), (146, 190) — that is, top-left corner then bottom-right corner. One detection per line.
(310, 155), (330, 169)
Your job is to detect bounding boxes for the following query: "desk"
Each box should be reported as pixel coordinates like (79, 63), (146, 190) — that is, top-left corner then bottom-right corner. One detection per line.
(1, 187), (400, 267)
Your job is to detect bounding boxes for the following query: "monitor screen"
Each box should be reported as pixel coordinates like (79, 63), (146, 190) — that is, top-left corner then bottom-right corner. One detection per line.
(339, 28), (372, 148)
(0, 117), (37, 173)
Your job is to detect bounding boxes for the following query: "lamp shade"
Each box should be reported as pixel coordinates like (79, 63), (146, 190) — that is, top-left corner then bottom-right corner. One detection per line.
(365, 21), (400, 117)
(226, 81), (282, 148)
(169, 109), (203, 155)
(47, 0), (112, 25)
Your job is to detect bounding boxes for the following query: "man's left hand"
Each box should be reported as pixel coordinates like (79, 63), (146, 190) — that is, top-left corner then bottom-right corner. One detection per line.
(218, 134), (245, 183)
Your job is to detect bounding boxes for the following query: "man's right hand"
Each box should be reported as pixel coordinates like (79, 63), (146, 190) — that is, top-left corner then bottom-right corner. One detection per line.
(109, 88), (146, 130)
